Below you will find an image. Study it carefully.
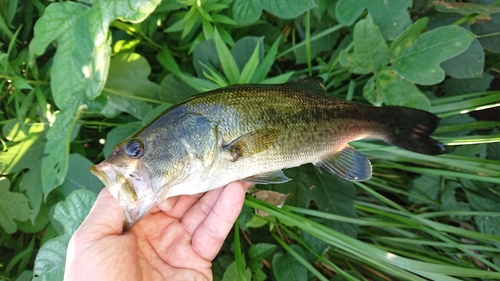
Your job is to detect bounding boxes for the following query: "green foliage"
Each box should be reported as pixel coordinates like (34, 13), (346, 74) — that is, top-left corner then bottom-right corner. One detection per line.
(1, 0), (500, 280)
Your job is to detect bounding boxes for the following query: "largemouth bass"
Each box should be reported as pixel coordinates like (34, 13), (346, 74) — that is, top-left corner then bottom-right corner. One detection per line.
(91, 77), (444, 229)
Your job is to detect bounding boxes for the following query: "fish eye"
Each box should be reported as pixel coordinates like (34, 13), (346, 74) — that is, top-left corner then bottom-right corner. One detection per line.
(125, 139), (145, 158)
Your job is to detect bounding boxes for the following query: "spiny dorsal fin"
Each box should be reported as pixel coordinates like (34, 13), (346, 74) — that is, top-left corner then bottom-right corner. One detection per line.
(316, 145), (372, 181)
(223, 128), (280, 161)
(290, 76), (326, 92)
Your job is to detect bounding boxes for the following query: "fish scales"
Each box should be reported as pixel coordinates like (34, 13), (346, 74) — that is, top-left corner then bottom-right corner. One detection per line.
(91, 77), (445, 230)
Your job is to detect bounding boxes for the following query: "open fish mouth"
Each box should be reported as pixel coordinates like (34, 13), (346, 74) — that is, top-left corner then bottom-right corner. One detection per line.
(90, 162), (155, 231)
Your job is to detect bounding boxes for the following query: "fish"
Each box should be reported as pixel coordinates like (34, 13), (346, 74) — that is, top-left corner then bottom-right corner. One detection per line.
(90, 77), (445, 230)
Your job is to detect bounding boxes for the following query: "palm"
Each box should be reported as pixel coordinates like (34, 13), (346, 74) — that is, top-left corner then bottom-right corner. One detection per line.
(65, 182), (250, 281)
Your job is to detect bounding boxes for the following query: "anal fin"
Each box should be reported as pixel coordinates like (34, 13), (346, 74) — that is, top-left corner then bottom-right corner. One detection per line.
(316, 145), (372, 181)
(242, 170), (291, 184)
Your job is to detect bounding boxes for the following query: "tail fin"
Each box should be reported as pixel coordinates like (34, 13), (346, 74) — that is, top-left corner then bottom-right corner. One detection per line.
(384, 106), (445, 155)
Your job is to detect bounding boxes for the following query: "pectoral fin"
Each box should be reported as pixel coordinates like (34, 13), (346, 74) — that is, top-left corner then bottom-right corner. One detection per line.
(316, 145), (372, 181)
(224, 128), (280, 161)
(243, 170), (291, 184)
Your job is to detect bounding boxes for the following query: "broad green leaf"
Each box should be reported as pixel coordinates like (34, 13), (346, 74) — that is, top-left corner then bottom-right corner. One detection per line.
(192, 40), (220, 79)
(0, 136), (45, 175)
(0, 178), (30, 234)
(442, 73), (494, 96)
(390, 21), (476, 85)
(213, 28), (240, 84)
(470, 14), (500, 53)
(440, 38), (484, 79)
(441, 181), (471, 220)
(230, 37), (264, 72)
(335, 0), (366, 26)
(340, 16), (389, 74)
(19, 160), (43, 223)
(53, 189), (97, 235)
(336, 0), (412, 40)
(159, 74), (199, 104)
(33, 190), (97, 281)
(466, 189), (500, 248)
(2, 118), (44, 142)
(60, 154), (104, 197)
(295, 23), (339, 65)
(368, 66), (431, 110)
(101, 53), (159, 120)
(41, 103), (81, 199)
(30, 2), (110, 109)
(408, 175), (440, 208)
(232, 0), (315, 25)
(268, 164), (357, 237)
(248, 243), (276, 272)
(272, 247), (308, 281)
(32, 235), (69, 281)
(221, 260), (252, 281)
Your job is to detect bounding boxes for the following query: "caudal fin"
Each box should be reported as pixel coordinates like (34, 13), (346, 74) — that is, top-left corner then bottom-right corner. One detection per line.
(384, 106), (445, 155)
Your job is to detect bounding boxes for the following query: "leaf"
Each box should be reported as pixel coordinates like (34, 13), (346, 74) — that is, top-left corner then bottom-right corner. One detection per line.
(339, 16), (389, 74)
(442, 73), (494, 96)
(239, 40), (261, 83)
(33, 190), (97, 281)
(336, 0), (412, 40)
(221, 260), (252, 281)
(390, 19), (476, 85)
(248, 243), (277, 272)
(230, 37), (264, 72)
(101, 52), (159, 120)
(60, 154), (104, 197)
(41, 103), (81, 199)
(53, 189), (97, 235)
(30, 2), (110, 110)
(268, 164), (357, 237)
(470, 14), (500, 53)
(466, 189), (500, 248)
(0, 178), (30, 234)
(192, 40), (220, 79)
(32, 235), (69, 281)
(19, 160), (44, 223)
(368, 66), (431, 110)
(159, 74), (199, 104)
(214, 28), (240, 84)
(440, 38), (484, 79)
(408, 175), (440, 208)
(232, 0), (315, 25)
(441, 181), (471, 220)
(0, 136), (45, 175)
(253, 35), (281, 82)
(272, 246), (308, 281)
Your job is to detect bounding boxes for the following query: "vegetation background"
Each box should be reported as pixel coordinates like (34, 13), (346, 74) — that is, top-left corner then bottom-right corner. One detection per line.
(1, 0), (500, 280)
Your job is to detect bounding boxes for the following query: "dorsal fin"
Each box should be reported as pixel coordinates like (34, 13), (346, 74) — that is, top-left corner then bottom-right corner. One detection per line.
(290, 77), (326, 92)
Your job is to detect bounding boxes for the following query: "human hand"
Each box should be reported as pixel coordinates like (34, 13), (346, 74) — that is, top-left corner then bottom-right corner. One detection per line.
(64, 181), (251, 281)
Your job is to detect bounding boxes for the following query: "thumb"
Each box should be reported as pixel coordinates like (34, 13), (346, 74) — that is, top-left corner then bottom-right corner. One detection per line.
(75, 188), (125, 240)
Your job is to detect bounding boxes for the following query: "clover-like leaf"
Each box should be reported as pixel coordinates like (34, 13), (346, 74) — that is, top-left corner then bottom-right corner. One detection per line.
(0, 178), (30, 234)
(340, 16), (389, 74)
(390, 18), (476, 85)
